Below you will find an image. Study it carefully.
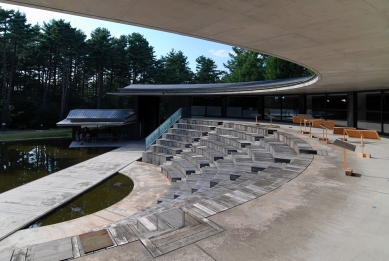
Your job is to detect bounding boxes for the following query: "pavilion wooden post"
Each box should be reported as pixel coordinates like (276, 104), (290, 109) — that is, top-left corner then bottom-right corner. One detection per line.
(309, 120), (315, 138)
(343, 148), (347, 171)
(297, 114), (314, 134)
(319, 123), (333, 143)
(252, 114), (261, 125)
(333, 139), (356, 176)
(342, 129), (347, 141)
(267, 115), (275, 126)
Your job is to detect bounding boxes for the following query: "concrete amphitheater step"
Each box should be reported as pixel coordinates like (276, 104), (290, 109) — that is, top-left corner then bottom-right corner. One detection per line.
(142, 151), (173, 165)
(163, 133), (200, 143)
(157, 138), (191, 149)
(274, 131), (313, 153)
(174, 123), (216, 132)
(161, 165), (186, 182)
(191, 145), (224, 162)
(179, 118), (222, 127)
(150, 144), (182, 155)
(216, 126), (264, 142)
(223, 122), (275, 135)
(174, 175), (200, 198)
(199, 139), (238, 155)
(169, 128), (208, 137)
(208, 132), (252, 149)
(137, 214), (160, 233)
(191, 168), (218, 193)
(260, 137), (298, 159)
(171, 158), (200, 175)
(157, 182), (184, 204)
(181, 151), (211, 168)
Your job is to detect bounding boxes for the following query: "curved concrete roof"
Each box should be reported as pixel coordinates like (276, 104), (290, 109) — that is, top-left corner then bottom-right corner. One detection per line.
(110, 76), (317, 95)
(3, 0), (388, 93)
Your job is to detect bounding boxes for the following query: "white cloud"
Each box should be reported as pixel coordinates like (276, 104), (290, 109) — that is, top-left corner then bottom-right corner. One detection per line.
(209, 49), (232, 58)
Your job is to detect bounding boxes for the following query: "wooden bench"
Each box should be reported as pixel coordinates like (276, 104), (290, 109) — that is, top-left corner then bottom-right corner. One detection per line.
(333, 127), (356, 135)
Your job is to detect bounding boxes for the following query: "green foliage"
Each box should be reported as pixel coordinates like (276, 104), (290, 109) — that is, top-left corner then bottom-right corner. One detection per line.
(195, 55), (224, 83)
(0, 6), (313, 130)
(160, 49), (194, 84)
(222, 47), (313, 82)
(222, 47), (264, 82)
(263, 56), (313, 80)
(0, 129), (71, 141)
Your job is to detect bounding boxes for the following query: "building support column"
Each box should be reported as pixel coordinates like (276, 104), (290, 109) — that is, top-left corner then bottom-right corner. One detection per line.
(258, 96), (264, 120)
(299, 94), (306, 114)
(347, 91), (356, 127)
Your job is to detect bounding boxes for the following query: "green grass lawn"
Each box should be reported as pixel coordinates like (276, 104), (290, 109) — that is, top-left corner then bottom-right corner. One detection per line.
(0, 129), (72, 141)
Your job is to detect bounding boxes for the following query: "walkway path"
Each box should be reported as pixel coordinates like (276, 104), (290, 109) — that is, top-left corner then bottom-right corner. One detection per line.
(0, 142), (144, 241)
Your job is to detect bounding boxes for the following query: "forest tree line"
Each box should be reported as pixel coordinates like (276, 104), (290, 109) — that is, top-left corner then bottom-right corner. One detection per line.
(0, 7), (312, 129)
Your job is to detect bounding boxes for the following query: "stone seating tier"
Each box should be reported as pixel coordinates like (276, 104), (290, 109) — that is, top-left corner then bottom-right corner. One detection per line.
(191, 145), (224, 162)
(171, 158), (200, 175)
(181, 152), (211, 168)
(260, 138), (297, 159)
(274, 132), (313, 153)
(174, 123), (216, 132)
(223, 122), (274, 135)
(169, 128), (207, 137)
(199, 139), (238, 155)
(157, 138), (191, 149)
(179, 118), (222, 127)
(216, 127), (264, 142)
(132, 119), (314, 254)
(142, 151), (173, 165)
(208, 133), (252, 149)
(163, 133), (200, 143)
(161, 165), (186, 182)
(150, 144), (182, 155)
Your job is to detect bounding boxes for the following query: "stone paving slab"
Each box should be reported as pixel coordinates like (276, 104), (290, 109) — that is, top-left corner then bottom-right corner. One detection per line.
(0, 144), (143, 241)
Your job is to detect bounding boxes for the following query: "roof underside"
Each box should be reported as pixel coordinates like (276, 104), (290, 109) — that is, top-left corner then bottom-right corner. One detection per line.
(57, 109), (137, 126)
(4, 0), (389, 94)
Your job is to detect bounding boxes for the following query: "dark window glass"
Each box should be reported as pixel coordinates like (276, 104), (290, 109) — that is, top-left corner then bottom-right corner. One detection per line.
(227, 97), (243, 107)
(357, 111), (381, 131)
(384, 92), (389, 112)
(326, 93), (347, 110)
(192, 97), (206, 106)
(307, 95), (326, 109)
(264, 108), (281, 121)
(306, 109), (326, 119)
(242, 96), (258, 109)
(206, 96), (222, 107)
(384, 113), (389, 133)
(282, 95), (299, 108)
(358, 92), (381, 111)
(326, 110), (347, 126)
(264, 96), (281, 108)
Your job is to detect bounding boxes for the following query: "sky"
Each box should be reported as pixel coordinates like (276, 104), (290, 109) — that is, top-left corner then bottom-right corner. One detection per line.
(0, 3), (234, 72)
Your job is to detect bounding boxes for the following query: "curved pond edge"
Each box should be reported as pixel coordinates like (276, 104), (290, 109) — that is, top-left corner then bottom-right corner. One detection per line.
(0, 161), (170, 251)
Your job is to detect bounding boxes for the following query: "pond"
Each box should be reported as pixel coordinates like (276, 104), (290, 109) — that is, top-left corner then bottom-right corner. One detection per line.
(0, 138), (134, 227)
(28, 173), (133, 228)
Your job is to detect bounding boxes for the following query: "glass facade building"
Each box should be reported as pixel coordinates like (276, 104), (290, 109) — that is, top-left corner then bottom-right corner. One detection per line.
(189, 90), (389, 135)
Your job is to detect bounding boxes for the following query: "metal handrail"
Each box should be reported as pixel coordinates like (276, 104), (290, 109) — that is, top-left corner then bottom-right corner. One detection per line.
(145, 108), (183, 150)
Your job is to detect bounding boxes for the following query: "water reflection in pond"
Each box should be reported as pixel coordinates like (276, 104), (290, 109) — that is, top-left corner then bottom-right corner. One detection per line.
(29, 173), (134, 228)
(1, 139), (135, 227)
(0, 139), (114, 194)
